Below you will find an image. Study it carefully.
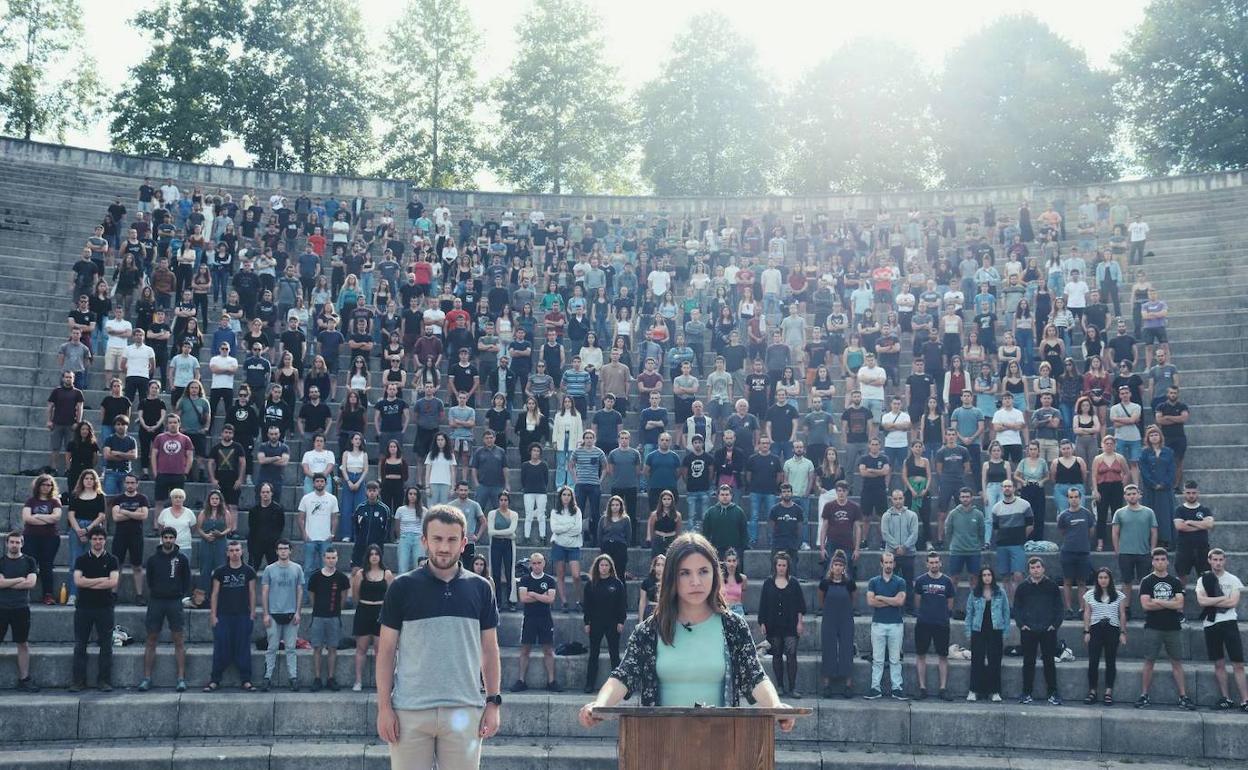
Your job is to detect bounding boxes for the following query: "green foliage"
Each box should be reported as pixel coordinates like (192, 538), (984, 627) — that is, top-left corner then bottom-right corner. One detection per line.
(108, 0), (243, 161)
(491, 0), (630, 194)
(1115, 0), (1248, 174)
(636, 12), (774, 196)
(0, 0), (103, 142)
(237, 0), (375, 175)
(934, 14), (1119, 187)
(381, 0), (483, 188)
(783, 39), (935, 193)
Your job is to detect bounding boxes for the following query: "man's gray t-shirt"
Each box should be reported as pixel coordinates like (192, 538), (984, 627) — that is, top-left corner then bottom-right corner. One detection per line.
(1112, 505), (1157, 555)
(608, 447), (642, 488)
(470, 446), (507, 486)
(1057, 507), (1095, 554)
(380, 566), (498, 710)
(261, 561), (304, 614)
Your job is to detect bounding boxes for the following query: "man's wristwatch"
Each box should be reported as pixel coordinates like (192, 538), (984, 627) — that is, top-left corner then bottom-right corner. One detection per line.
(485, 694), (503, 706)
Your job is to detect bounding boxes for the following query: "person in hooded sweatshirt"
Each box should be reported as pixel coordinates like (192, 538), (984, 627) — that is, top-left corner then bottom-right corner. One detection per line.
(138, 526), (192, 692)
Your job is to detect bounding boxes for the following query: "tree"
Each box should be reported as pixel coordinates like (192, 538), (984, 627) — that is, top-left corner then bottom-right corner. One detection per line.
(382, 0), (483, 188)
(783, 39), (935, 193)
(492, 0), (630, 194)
(237, 0), (374, 175)
(636, 12), (774, 196)
(0, 0), (103, 142)
(109, 0), (244, 161)
(933, 14), (1118, 187)
(1116, 0), (1248, 174)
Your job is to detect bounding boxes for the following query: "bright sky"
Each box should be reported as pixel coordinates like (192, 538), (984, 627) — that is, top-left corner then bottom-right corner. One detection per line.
(73, 0), (1145, 173)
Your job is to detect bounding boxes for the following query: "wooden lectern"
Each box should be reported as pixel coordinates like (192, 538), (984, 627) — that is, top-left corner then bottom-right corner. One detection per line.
(594, 706), (813, 770)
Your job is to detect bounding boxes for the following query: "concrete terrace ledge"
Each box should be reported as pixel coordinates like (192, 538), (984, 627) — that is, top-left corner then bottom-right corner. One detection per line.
(1, 136), (1246, 214)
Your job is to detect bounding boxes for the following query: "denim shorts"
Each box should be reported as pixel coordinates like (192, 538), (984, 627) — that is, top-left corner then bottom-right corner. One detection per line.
(995, 544), (1026, 575)
(1116, 438), (1141, 462)
(550, 543), (581, 563)
(947, 553), (982, 578)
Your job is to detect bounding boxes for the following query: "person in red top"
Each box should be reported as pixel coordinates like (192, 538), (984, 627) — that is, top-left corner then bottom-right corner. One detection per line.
(411, 259), (433, 294)
(307, 227), (326, 257)
(151, 414), (194, 510)
(445, 298), (471, 332)
(544, 303), (566, 336)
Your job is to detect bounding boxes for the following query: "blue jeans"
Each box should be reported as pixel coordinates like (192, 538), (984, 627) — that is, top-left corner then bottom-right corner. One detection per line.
(337, 472), (365, 540)
(1015, 329), (1035, 375)
(870, 622), (904, 692)
(211, 266), (231, 305)
(748, 493), (776, 545)
(983, 483), (1003, 542)
(397, 531), (424, 573)
(66, 530), (89, 597)
(575, 483), (602, 540)
(773, 440), (794, 462)
(103, 469), (126, 496)
(303, 539), (332, 579)
(763, 292), (781, 318)
(686, 491), (710, 531)
(884, 447), (908, 488)
(555, 451), (572, 488)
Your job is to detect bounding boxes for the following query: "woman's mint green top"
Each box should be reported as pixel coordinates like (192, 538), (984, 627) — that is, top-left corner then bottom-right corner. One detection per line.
(655, 615), (727, 706)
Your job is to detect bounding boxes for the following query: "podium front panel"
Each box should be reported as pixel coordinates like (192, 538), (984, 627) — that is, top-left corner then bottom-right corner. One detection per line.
(616, 713), (774, 770)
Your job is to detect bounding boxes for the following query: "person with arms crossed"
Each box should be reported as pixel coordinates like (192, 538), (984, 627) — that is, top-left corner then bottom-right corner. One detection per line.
(865, 551), (908, 700)
(137, 527), (191, 693)
(1136, 548), (1195, 709)
(1195, 548), (1247, 711)
(0, 531), (39, 691)
(912, 552), (956, 700)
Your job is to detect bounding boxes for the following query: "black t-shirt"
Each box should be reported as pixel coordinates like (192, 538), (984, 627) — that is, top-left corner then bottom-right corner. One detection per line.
(230, 402), (260, 442)
(769, 502), (804, 541)
(509, 339), (532, 372)
(139, 397), (166, 429)
(765, 403), (799, 443)
(746, 374), (770, 412)
(0, 554), (38, 609)
(906, 374), (936, 406)
(1139, 573), (1184, 631)
(209, 442), (245, 477)
(1155, 400), (1188, 442)
(110, 492), (150, 535)
(859, 453), (889, 493)
(746, 453), (783, 494)
(933, 445), (970, 481)
(279, 329), (307, 369)
(841, 406), (872, 444)
(308, 569), (351, 617)
(375, 398), (408, 432)
(299, 401), (332, 434)
(1174, 504), (1212, 552)
(519, 572), (557, 621)
(450, 363), (479, 394)
(212, 563), (257, 616)
(722, 344), (747, 372)
(1106, 334), (1137, 363)
(100, 395), (132, 428)
(74, 550), (120, 609)
(683, 452), (713, 492)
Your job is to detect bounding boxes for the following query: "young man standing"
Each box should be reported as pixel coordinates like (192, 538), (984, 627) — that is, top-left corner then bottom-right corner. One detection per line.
(1173, 480), (1214, 586)
(1056, 487), (1095, 619)
(865, 552), (907, 701)
(944, 488), (985, 585)
(137, 527), (191, 693)
(1112, 484), (1157, 617)
(1195, 548), (1247, 711)
(768, 484), (805, 562)
(207, 540), (257, 692)
(702, 485), (749, 558)
(991, 479), (1033, 600)
(151, 413), (193, 511)
(110, 473), (150, 606)
(298, 473), (339, 576)
(818, 482), (862, 581)
(261, 540), (304, 691)
(570, 430), (608, 542)
(913, 552), (956, 700)
(307, 548), (351, 692)
(1136, 548), (1195, 709)
(681, 434), (714, 532)
(932, 429), (972, 547)
(513, 552), (560, 693)
(71, 526), (119, 692)
(881, 490), (919, 614)
(1013, 557), (1064, 705)
(0, 531), (39, 691)
(351, 481), (393, 570)
(376, 506), (502, 768)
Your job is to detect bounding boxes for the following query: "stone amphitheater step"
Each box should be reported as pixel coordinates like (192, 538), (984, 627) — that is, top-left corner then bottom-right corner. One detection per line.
(17, 605), (1241, 664)
(0, 693), (1241, 766)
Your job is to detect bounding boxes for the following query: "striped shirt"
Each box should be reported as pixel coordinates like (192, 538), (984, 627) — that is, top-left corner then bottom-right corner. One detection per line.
(561, 369), (591, 396)
(572, 446), (607, 485)
(1082, 588), (1124, 628)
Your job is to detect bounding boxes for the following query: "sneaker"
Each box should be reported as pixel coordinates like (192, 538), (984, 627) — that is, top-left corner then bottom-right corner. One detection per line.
(789, 689), (802, 699)
(916, 688), (927, 700)
(327, 679), (340, 692)
(1134, 693), (1150, 708)
(289, 680), (299, 692)
(820, 686), (835, 699)
(260, 678), (271, 692)
(547, 680), (563, 693)
(311, 678), (322, 692)
(1215, 697), (1233, 710)
(137, 678), (152, 692)
(1047, 693), (1063, 706)
(1240, 701), (1248, 713)
(891, 689), (908, 701)
(938, 689), (951, 702)
(135, 595), (147, 607)
(511, 679), (528, 693)
(843, 685), (854, 700)
(990, 693), (1002, 703)
(1178, 695), (1197, 711)
(352, 682), (362, 692)
(864, 687), (883, 699)
(41, 595), (54, 606)
(98, 681), (113, 693)
(69, 681), (85, 693)
(67, 595), (76, 606)
(966, 692), (978, 702)
(1019, 694), (1034, 705)
(16, 677), (39, 693)
(175, 679), (187, 693)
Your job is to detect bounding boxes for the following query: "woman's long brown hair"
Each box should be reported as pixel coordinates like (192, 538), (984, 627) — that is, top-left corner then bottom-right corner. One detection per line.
(652, 533), (726, 646)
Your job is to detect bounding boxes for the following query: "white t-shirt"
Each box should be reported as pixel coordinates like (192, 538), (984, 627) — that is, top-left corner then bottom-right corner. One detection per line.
(298, 491), (339, 542)
(433, 206), (450, 228)
(880, 411), (912, 448)
(648, 270), (671, 298)
(105, 318), (132, 351)
(422, 308), (446, 336)
(331, 220), (350, 243)
(858, 365), (886, 401)
(124, 344), (156, 378)
(396, 505), (424, 536)
(760, 268), (782, 295)
(1127, 222), (1149, 242)
(209, 355), (237, 390)
(1064, 280), (1089, 309)
(425, 454), (455, 486)
(529, 210), (545, 225)
(1196, 571), (1242, 627)
(157, 507), (195, 550)
(301, 449), (335, 476)
(992, 407), (1025, 446)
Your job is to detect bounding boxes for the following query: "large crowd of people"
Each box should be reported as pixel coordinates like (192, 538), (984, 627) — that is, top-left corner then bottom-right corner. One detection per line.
(1, 180), (1244, 767)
